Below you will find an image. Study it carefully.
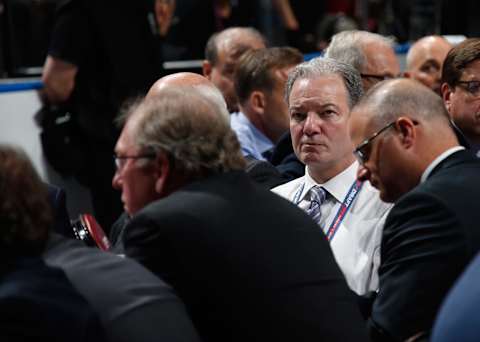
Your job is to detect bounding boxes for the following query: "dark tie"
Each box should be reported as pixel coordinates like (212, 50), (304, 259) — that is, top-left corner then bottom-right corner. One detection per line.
(305, 185), (327, 224)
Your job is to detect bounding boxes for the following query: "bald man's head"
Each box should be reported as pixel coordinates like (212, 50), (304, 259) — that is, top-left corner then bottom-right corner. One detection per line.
(405, 36), (452, 95)
(147, 72), (212, 98)
(203, 27), (266, 112)
(146, 72), (229, 123)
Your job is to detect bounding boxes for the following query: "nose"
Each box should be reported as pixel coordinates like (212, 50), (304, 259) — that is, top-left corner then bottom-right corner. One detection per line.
(112, 170), (122, 190)
(357, 165), (371, 182)
(303, 113), (319, 136)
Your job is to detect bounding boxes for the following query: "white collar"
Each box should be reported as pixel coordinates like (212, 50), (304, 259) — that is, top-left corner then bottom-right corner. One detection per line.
(302, 162), (357, 202)
(420, 146), (465, 183)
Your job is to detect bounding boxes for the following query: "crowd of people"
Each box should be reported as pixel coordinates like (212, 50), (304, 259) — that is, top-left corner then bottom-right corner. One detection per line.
(3, 0), (480, 341)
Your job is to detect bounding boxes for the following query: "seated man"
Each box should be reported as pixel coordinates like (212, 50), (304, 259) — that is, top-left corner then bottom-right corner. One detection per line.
(202, 27), (266, 113)
(113, 85), (369, 341)
(441, 38), (480, 156)
(231, 47), (303, 160)
(324, 30), (400, 91)
(272, 57), (392, 296)
(350, 78), (480, 341)
(0, 144), (104, 341)
(404, 35), (452, 95)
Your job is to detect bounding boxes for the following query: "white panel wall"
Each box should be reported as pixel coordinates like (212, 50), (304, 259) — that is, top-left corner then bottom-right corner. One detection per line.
(0, 89), (93, 219)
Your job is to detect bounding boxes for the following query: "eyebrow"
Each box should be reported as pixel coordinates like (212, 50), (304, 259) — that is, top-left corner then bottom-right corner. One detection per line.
(289, 102), (339, 111)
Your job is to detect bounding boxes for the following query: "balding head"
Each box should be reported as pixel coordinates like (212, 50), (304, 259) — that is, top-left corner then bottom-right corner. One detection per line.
(325, 30), (400, 91)
(147, 72), (229, 123)
(354, 78), (451, 127)
(405, 36), (452, 94)
(147, 72), (211, 98)
(204, 27), (266, 66)
(350, 79), (459, 202)
(203, 27), (266, 112)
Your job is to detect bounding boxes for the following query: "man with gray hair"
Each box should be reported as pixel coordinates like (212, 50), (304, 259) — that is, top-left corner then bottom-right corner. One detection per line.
(272, 57), (392, 296)
(324, 30), (400, 91)
(113, 85), (369, 341)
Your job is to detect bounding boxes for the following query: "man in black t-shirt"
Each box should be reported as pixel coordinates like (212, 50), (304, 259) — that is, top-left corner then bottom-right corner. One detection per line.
(42, 0), (173, 230)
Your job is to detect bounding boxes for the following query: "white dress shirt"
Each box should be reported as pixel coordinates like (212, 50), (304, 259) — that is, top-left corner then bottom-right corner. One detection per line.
(272, 162), (392, 295)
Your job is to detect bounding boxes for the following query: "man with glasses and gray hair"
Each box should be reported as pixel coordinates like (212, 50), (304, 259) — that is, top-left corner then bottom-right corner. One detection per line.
(112, 84), (369, 342)
(272, 57), (392, 297)
(349, 78), (480, 341)
(324, 30), (400, 91)
(441, 38), (480, 157)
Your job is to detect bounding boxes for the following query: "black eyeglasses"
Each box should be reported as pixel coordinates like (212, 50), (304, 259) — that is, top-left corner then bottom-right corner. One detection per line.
(353, 121), (396, 165)
(360, 73), (396, 82)
(456, 80), (480, 97)
(113, 153), (156, 170)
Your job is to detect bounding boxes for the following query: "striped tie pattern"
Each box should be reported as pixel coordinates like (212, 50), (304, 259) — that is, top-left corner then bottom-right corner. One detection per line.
(306, 185), (327, 225)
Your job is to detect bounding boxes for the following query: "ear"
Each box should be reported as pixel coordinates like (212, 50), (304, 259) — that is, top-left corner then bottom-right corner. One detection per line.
(153, 152), (171, 197)
(441, 82), (453, 114)
(249, 90), (266, 114)
(202, 60), (212, 79)
(154, 0), (175, 37)
(395, 116), (417, 149)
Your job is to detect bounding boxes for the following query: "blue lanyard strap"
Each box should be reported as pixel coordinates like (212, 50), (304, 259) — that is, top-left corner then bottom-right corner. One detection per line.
(325, 180), (363, 241)
(294, 179), (364, 242)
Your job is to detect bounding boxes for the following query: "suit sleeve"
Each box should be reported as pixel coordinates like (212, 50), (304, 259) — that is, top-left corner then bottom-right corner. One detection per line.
(369, 190), (469, 341)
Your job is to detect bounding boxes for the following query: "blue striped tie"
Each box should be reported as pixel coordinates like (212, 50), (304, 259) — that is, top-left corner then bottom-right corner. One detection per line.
(306, 186), (327, 225)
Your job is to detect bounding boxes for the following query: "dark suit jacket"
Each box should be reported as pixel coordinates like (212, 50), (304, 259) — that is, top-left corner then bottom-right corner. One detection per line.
(44, 233), (200, 342)
(269, 131), (305, 181)
(369, 150), (480, 341)
(0, 256), (104, 342)
(431, 251), (480, 342)
(124, 171), (368, 342)
(47, 184), (73, 238)
(244, 156), (287, 189)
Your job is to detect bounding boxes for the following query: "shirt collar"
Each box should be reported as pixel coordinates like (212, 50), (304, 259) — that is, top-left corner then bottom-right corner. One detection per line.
(420, 146), (465, 183)
(302, 162), (357, 203)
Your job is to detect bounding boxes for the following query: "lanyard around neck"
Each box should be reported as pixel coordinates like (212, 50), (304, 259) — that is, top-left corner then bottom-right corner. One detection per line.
(294, 180), (363, 241)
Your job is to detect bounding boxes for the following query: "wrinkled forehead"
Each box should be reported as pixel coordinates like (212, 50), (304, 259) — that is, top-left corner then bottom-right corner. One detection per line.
(289, 74), (349, 105)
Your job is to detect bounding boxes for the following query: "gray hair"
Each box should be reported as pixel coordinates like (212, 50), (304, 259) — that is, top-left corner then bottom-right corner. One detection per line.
(285, 56), (363, 108)
(128, 86), (245, 178)
(324, 30), (395, 73)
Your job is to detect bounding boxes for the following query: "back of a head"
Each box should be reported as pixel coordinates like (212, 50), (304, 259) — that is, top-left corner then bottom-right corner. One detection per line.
(147, 72), (211, 97)
(358, 79), (452, 129)
(234, 46), (303, 105)
(147, 73), (229, 123)
(204, 27), (267, 65)
(285, 56), (364, 108)
(325, 30), (395, 73)
(0, 145), (52, 258)
(442, 38), (480, 86)
(130, 86), (246, 179)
